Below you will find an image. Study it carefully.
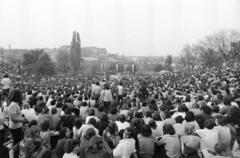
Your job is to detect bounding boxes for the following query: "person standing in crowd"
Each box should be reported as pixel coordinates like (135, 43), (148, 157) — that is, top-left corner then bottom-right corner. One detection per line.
(0, 95), (6, 158)
(8, 89), (26, 155)
(91, 81), (102, 101)
(117, 82), (124, 103)
(1, 74), (11, 95)
(99, 83), (113, 113)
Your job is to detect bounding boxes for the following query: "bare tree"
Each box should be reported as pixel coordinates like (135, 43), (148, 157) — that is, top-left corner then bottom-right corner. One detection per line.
(213, 30), (240, 64)
(180, 44), (198, 70)
(195, 36), (222, 68)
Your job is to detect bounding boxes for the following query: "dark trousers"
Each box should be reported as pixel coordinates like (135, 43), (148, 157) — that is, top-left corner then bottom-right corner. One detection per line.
(42, 149), (51, 158)
(10, 127), (23, 158)
(0, 128), (5, 158)
(154, 143), (168, 158)
(117, 95), (123, 103)
(104, 101), (111, 113)
(50, 135), (59, 150)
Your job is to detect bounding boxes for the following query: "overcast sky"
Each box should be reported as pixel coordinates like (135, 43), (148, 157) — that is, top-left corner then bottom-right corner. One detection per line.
(0, 0), (240, 56)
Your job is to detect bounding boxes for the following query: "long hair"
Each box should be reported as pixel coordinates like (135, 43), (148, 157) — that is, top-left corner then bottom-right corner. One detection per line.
(7, 89), (23, 107)
(87, 136), (104, 153)
(65, 139), (80, 153)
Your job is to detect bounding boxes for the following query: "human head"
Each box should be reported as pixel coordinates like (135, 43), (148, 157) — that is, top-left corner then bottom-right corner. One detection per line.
(214, 141), (228, 156)
(65, 139), (80, 154)
(100, 113), (108, 122)
(178, 105), (185, 112)
(8, 89), (22, 106)
(212, 105), (219, 113)
(27, 125), (40, 138)
(107, 122), (118, 135)
(123, 127), (134, 139)
(215, 115), (226, 126)
(201, 106), (212, 115)
(185, 95), (191, 102)
(22, 102), (30, 109)
(3, 74), (9, 78)
(175, 115), (184, 124)
(42, 107), (49, 114)
(149, 120), (157, 129)
(204, 119), (216, 129)
(56, 102), (62, 108)
(64, 108), (72, 115)
(223, 98), (231, 106)
(146, 111), (152, 118)
(89, 109), (95, 116)
(164, 110), (171, 119)
(51, 107), (57, 115)
(119, 114), (126, 123)
(152, 112), (161, 121)
(40, 119), (51, 132)
(75, 118), (82, 129)
(163, 124), (175, 135)
(198, 95), (204, 101)
(84, 128), (96, 140)
(28, 119), (37, 128)
(192, 103), (199, 109)
(133, 119), (141, 128)
(50, 99), (56, 106)
(98, 106), (104, 112)
(141, 125), (152, 137)
(185, 111), (195, 122)
(87, 136), (104, 153)
(59, 127), (71, 139)
(110, 107), (118, 115)
(88, 118), (97, 126)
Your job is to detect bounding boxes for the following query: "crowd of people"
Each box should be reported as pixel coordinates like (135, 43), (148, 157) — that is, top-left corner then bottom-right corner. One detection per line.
(1, 65), (240, 158)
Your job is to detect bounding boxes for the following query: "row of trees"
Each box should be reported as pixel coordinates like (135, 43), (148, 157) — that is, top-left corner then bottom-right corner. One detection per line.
(153, 54), (173, 72)
(4, 31), (82, 78)
(180, 29), (240, 71)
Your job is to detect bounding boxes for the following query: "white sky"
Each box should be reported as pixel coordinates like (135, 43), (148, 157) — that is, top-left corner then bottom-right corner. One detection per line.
(0, 0), (240, 56)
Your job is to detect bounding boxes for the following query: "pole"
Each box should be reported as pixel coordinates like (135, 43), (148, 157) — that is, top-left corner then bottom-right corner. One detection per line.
(19, 61), (21, 75)
(1, 47), (3, 75)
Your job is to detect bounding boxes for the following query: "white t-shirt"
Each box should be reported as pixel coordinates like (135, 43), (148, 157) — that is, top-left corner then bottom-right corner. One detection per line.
(195, 128), (219, 151)
(8, 102), (23, 129)
(213, 126), (231, 148)
(115, 121), (130, 132)
(21, 109), (38, 122)
(113, 138), (136, 158)
(118, 85), (124, 95)
(155, 121), (165, 136)
(85, 116), (99, 124)
(2, 78), (11, 89)
(0, 107), (4, 130)
(63, 153), (79, 158)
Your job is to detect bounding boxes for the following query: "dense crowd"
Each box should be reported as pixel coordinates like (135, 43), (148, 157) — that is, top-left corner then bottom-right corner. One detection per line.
(1, 65), (240, 158)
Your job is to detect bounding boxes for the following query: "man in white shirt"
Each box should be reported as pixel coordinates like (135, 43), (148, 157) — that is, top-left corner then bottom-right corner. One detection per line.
(91, 81), (102, 101)
(2, 74), (11, 94)
(118, 82), (124, 102)
(195, 119), (219, 151)
(113, 127), (137, 158)
(115, 114), (130, 132)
